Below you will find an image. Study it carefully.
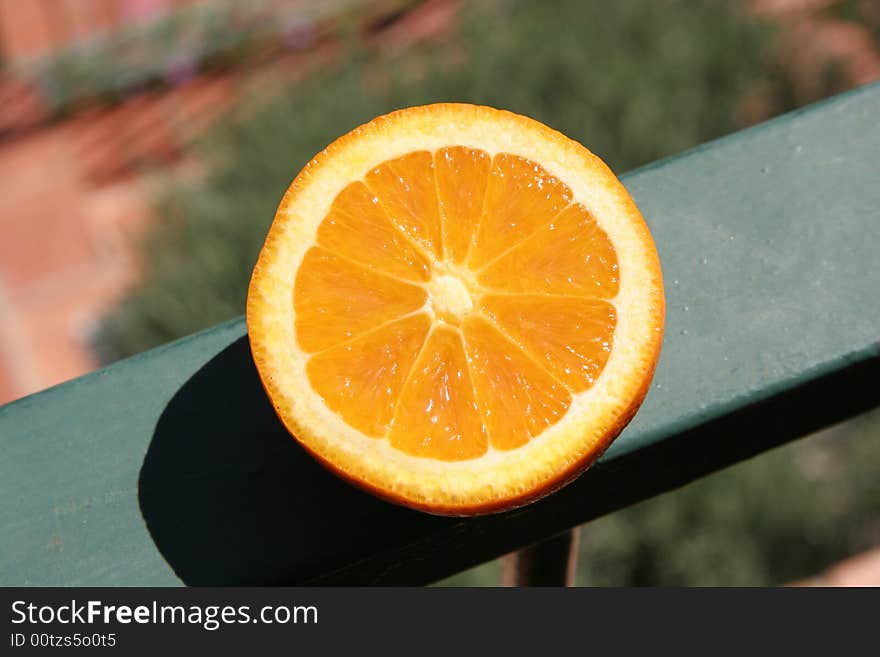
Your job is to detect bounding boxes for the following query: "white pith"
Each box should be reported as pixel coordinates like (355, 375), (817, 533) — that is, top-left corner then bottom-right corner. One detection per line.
(425, 271), (474, 324)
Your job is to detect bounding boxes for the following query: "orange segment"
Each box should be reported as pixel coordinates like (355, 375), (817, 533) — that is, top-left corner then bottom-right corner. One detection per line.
(468, 153), (573, 268)
(389, 326), (488, 461)
(434, 146), (491, 264)
(479, 203), (619, 297)
(294, 246), (427, 353)
(462, 316), (571, 450)
(365, 151), (443, 259)
(306, 313), (431, 437)
(481, 294), (616, 392)
(316, 181), (431, 282)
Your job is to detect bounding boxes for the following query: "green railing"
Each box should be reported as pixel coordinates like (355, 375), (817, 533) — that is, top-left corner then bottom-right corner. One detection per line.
(1, 83), (879, 585)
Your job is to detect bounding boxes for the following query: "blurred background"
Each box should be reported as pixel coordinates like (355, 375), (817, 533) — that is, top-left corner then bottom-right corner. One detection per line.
(0, 0), (877, 585)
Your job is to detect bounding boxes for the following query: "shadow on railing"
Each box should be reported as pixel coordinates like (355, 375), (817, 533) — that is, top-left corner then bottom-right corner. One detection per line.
(138, 336), (443, 585)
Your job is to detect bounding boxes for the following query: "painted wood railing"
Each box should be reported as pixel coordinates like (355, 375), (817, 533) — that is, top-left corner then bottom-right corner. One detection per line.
(1, 83), (879, 585)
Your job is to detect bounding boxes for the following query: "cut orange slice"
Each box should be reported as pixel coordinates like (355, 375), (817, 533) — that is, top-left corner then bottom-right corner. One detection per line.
(247, 104), (664, 515)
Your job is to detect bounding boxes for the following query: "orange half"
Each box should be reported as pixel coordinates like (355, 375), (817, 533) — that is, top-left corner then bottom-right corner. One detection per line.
(247, 104), (664, 515)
